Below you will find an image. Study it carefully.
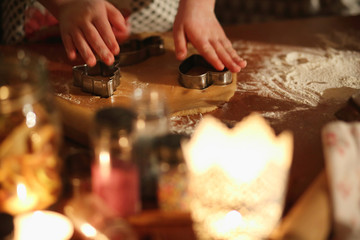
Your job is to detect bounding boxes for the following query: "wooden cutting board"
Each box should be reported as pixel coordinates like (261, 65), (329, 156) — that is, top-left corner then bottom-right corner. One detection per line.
(48, 32), (237, 144)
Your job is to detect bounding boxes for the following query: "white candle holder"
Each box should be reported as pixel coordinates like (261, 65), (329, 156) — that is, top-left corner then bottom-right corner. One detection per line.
(182, 113), (293, 240)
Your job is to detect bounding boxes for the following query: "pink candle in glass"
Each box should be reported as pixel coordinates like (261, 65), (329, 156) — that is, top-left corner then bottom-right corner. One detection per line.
(91, 161), (140, 217)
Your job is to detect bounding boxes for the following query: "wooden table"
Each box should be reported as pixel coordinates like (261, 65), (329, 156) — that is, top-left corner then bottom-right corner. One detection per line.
(2, 14), (360, 239)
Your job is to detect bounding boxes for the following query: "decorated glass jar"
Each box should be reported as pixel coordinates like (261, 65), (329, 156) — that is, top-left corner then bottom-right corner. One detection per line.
(0, 50), (62, 215)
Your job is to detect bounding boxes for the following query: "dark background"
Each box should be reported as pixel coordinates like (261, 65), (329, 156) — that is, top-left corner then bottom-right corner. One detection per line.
(215, 0), (356, 25)
(0, 0), (359, 44)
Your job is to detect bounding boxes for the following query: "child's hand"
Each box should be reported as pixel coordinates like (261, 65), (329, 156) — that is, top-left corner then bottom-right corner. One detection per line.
(43, 0), (129, 66)
(173, 0), (246, 73)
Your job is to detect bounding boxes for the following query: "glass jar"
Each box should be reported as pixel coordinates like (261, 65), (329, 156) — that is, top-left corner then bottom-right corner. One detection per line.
(91, 106), (140, 217)
(0, 50), (62, 215)
(132, 88), (169, 208)
(155, 133), (189, 211)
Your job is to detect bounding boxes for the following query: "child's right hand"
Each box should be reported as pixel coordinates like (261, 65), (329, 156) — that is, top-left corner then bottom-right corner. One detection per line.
(50, 0), (129, 66)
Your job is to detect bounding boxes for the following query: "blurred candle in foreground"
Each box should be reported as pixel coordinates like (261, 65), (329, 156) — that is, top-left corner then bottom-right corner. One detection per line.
(14, 210), (74, 240)
(91, 107), (140, 217)
(182, 113), (293, 240)
(3, 183), (38, 215)
(0, 50), (62, 216)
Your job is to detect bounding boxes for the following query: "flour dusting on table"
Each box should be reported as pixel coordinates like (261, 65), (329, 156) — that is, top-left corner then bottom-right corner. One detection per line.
(234, 30), (360, 107)
(170, 114), (203, 136)
(170, 31), (360, 135)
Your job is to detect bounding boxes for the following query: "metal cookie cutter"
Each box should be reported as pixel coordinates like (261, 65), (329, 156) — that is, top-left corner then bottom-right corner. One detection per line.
(116, 35), (165, 66)
(73, 61), (120, 98)
(178, 54), (232, 89)
(72, 36), (165, 97)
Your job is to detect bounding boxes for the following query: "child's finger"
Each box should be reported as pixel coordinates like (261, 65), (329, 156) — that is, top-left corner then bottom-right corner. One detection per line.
(71, 29), (97, 66)
(220, 38), (243, 64)
(93, 17), (119, 56)
(106, 2), (128, 32)
(81, 23), (114, 66)
(194, 40), (224, 71)
(61, 32), (77, 60)
(173, 26), (188, 61)
(211, 40), (241, 73)
(113, 26), (130, 43)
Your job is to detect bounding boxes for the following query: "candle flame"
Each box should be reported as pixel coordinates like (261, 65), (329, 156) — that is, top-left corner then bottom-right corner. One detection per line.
(17, 183), (27, 201)
(99, 150), (111, 178)
(99, 151), (110, 166)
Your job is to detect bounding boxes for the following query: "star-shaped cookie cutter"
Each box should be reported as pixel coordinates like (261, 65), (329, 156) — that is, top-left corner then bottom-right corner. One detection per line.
(72, 36), (165, 97)
(178, 54), (232, 89)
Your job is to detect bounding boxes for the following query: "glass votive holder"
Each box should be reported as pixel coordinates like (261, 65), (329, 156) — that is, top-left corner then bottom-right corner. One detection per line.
(182, 114), (293, 240)
(91, 107), (140, 217)
(0, 50), (62, 216)
(155, 133), (190, 211)
(132, 88), (169, 208)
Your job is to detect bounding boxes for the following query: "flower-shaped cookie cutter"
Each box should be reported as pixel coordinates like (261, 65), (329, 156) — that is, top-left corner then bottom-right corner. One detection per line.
(73, 61), (121, 98)
(72, 36), (165, 97)
(178, 54), (232, 89)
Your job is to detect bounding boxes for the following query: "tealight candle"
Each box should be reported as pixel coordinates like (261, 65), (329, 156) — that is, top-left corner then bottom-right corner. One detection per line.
(14, 210), (74, 240)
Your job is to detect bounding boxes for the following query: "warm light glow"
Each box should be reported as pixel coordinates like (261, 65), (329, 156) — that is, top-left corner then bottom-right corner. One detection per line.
(210, 210), (244, 237)
(0, 86), (10, 99)
(119, 136), (129, 148)
(99, 151), (110, 166)
(17, 183), (27, 201)
(3, 183), (38, 214)
(22, 104), (36, 128)
(25, 111), (36, 128)
(14, 211), (74, 240)
(136, 118), (146, 130)
(182, 113), (293, 240)
(150, 91), (160, 105)
(183, 113), (292, 184)
(226, 210), (243, 223)
(80, 223), (97, 238)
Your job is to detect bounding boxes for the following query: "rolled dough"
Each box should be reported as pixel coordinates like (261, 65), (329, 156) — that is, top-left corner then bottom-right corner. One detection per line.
(52, 32), (237, 144)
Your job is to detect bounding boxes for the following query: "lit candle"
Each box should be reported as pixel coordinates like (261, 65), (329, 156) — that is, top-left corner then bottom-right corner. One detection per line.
(91, 106), (140, 217)
(3, 183), (38, 215)
(91, 150), (140, 217)
(182, 113), (293, 239)
(14, 210), (74, 240)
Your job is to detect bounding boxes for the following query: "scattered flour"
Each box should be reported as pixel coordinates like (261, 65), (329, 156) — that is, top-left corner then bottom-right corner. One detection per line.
(235, 30), (360, 107)
(55, 93), (81, 105)
(170, 30), (360, 135)
(170, 114), (203, 136)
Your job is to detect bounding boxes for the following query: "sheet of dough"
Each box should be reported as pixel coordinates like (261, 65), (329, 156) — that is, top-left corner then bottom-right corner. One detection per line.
(52, 32), (237, 144)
